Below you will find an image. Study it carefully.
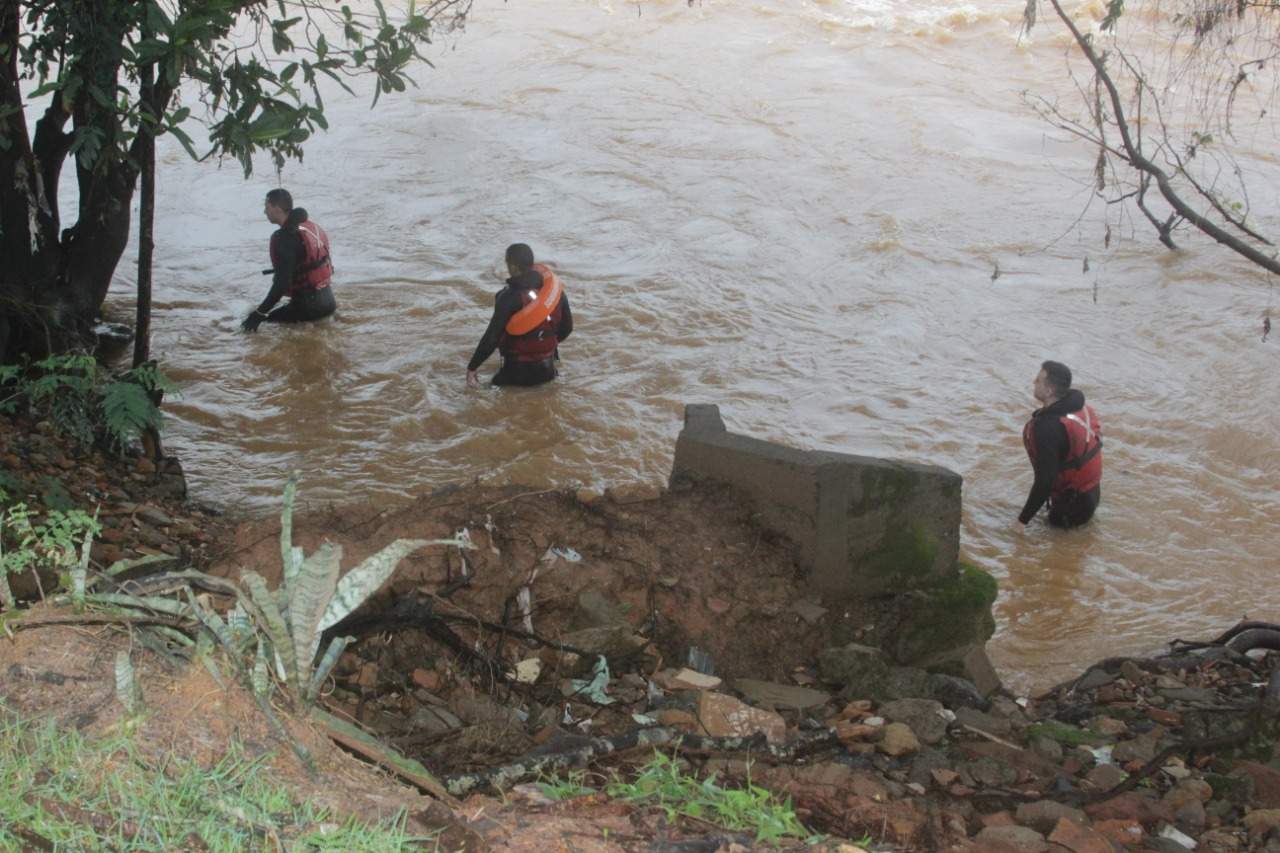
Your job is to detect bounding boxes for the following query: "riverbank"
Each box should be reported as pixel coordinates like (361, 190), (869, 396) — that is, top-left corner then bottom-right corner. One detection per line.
(2, 411), (1278, 851)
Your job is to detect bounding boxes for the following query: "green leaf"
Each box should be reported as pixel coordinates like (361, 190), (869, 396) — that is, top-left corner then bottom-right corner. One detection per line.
(242, 570), (300, 699)
(280, 475), (300, 591)
(115, 651), (140, 712)
(289, 541), (342, 671)
(315, 538), (436, 633)
(306, 634), (351, 703)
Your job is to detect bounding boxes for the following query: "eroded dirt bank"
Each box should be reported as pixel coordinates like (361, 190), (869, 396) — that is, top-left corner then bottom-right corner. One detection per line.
(4, 413), (1280, 851)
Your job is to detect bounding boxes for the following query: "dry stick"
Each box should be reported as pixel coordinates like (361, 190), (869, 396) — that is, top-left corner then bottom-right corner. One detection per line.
(441, 727), (839, 797)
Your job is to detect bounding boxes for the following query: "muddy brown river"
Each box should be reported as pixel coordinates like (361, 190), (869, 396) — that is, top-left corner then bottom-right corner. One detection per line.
(101, 0), (1280, 692)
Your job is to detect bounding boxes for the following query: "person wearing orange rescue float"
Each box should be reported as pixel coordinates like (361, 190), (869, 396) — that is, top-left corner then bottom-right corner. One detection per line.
(1016, 360), (1103, 529)
(241, 188), (336, 333)
(466, 243), (573, 388)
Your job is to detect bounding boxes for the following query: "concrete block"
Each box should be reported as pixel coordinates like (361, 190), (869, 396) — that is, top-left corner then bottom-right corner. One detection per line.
(670, 404), (962, 598)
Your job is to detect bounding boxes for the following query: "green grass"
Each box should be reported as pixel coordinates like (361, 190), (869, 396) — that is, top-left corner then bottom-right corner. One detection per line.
(0, 705), (435, 851)
(597, 751), (821, 845)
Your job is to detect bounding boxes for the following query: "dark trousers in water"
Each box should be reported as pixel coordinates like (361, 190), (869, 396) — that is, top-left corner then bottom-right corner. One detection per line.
(1048, 486), (1100, 529)
(491, 357), (557, 387)
(267, 286), (336, 324)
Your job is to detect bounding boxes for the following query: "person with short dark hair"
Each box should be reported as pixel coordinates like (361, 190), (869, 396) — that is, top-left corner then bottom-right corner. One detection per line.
(241, 189), (336, 332)
(466, 243), (573, 388)
(1017, 360), (1103, 528)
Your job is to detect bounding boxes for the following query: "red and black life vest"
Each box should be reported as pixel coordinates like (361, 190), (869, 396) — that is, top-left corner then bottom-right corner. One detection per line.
(501, 263), (564, 363)
(269, 220), (332, 296)
(1023, 404), (1103, 497)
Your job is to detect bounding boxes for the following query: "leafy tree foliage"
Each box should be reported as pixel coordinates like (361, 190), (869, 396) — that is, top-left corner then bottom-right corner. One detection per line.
(1024, 0), (1280, 276)
(0, 0), (471, 358)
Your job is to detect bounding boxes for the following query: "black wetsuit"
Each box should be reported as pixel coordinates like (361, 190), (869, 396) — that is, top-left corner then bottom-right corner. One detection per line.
(1019, 389), (1101, 528)
(467, 269), (573, 387)
(258, 208), (336, 324)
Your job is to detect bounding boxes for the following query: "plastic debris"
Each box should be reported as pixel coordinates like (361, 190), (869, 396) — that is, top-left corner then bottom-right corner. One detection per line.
(1089, 745), (1115, 765)
(567, 655), (613, 705)
(1158, 824), (1197, 848)
(631, 713), (657, 725)
(517, 586), (534, 633)
(686, 646), (715, 676)
(483, 514), (501, 555)
(541, 545), (582, 564)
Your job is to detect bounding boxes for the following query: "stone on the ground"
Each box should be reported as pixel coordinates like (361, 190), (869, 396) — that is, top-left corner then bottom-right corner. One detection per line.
(696, 691), (786, 743)
(955, 706), (1012, 736)
(409, 706), (463, 735)
(878, 722), (920, 757)
(1085, 763), (1127, 791)
(571, 589), (626, 629)
(556, 624), (646, 673)
(1238, 762), (1280, 809)
(928, 672), (988, 710)
(879, 698), (948, 745)
(1113, 729), (1165, 765)
(605, 483), (662, 504)
(818, 643), (891, 697)
(733, 678), (830, 711)
(411, 668), (443, 691)
(1014, 800), (1087, 834)
(973, 824), (1049, 852)
(1046, 817), (1115, 853)
(1244, 809), (1280, 839)
(654, 668), (722, 691)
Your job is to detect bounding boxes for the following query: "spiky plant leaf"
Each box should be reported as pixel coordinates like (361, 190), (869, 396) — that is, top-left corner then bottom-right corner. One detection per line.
(227, 601), (251, 646)
(103, 553), (175, 580)
(280, 474), (301, 590)
(185, 588), (236, 652)
(86, 592), (193, 618)
(289, 542), (342, 671)
(114, 651), (140, 712)
(315, 538), (434, 633)
(306, 634), (352, 703)
(71, 519), (93, 611)
(242, 570), (300, 699)
(252, 638), (270, 698)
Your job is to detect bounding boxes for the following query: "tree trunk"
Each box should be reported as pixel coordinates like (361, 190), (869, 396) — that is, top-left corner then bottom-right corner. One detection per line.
(134, 62), (156, 370)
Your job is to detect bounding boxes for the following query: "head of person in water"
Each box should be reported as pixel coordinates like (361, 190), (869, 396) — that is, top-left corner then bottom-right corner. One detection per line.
(1033, 360), (1072, 406)
(505, 242), (535, 277)
(264, 188), (293, 226)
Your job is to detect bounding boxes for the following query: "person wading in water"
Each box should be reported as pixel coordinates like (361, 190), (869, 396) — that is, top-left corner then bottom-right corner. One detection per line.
(466, 243), (573, 388)
(1016, 360), (1103, 529)
(241, 189), (336, 333)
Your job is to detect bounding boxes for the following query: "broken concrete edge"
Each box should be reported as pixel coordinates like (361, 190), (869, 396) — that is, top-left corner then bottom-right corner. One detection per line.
(670, 404), (1000, 694)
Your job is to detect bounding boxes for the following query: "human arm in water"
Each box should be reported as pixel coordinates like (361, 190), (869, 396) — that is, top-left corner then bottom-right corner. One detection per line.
(1017, 417), (1068, 524)
(241, 227), (301, 332)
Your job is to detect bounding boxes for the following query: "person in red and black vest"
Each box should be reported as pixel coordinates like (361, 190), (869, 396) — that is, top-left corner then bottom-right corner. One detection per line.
(241, 189), (336, 332)
(466, 243), (573, 388)
(1017, 360), (1103, 529)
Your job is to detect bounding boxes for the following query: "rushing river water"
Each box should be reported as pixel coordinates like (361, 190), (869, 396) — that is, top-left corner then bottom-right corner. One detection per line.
(98, 0), (1280, 691)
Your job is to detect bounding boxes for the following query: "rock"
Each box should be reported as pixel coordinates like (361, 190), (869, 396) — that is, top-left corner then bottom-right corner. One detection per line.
(1014, 801), (1088, 835)
(572, 589), (625, 629)
(1174, 796), (1207, 832)
(960, 645), (1003, 696)
(696, 691), (786, 742)
(654, 668), (722, 691)
(1092, 818), (1143, 848)
(1089, 716), (1128, 737)
(1085, 763), (1127, 792)
(1084, 792), (1173, 826)
(653, 708), (699, 731)
(1247, 809), (1280, 839)
(928, 672), (989, 710)
(574, 487), (602, 505)
(876, 668), (930, 703)
(973, 825), (1049, 852)
(557, 624), (646, 671)
(1197, 828), (1243, 851)
(409, 706), (463, 735)
(907, 747), (949, 787)
(833, 721), (879, 745)
(878, 722), (920, 757)
(955, 706), (1012, 736)
(789, 599), (827, 625)
(450, 695), (522, 728)
(931, 768), (958, 787)
(135, 456), (156, 474)
(1120, 660), (1146, 684)
(879, 698), (948, 745)
(819, 643), (892, 697)
(137, 505), (173, 527)
(1160, 686), (1217, 704)
(605, 483), (662, 505)
(705, 595), (732, 615)
(1164, 778), (1213, 811)
(1075, 669), (1117, 691)
(980, 810), (1017, 828)
(1047, 817), (1115, 853)
(1112, 729), (1164, 764)
(1031, 736), (1064, 763)
(411, 668), (442, 691)
(733, 678), (830, 711)
(355, 662), (379, 689)
(1238, 762), (1280, 809)
(1147, 707), (1183, 727)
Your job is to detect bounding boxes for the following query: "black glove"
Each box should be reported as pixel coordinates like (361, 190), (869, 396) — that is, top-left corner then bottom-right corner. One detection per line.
(241, 310), (266, 333)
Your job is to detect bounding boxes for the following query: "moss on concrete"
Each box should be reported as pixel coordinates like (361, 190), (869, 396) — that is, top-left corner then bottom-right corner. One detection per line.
(1025, 722), (1107, 747)
(889, 562), (998, 666)
(864, 521), (940, 579)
